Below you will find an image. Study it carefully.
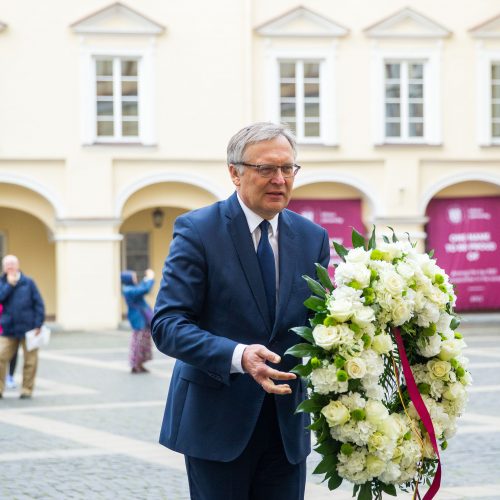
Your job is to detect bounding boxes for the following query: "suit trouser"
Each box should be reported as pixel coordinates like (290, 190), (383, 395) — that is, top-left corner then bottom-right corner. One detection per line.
(185, 393), (306, 500)
(0, 336), (38, 395)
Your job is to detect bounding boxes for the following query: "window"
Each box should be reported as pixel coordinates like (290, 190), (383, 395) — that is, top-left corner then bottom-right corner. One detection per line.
(95, 57), (140, 141)
(0, 232), (5, 261)
(279, 61), (321, 140)
(123, 233), (149, 279)
(492, 63), (500, 139)
(384, 61), (424, 140)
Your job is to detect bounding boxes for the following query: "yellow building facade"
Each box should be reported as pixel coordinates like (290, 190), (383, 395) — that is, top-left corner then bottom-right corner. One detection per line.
(1, 1), (500, 329)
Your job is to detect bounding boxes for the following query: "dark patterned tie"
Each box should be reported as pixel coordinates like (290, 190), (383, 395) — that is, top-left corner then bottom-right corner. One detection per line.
(257, 220), (276, 325)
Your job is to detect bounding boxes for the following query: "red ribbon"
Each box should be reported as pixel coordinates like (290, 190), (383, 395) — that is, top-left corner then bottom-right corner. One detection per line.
(393, 328), (441, 500)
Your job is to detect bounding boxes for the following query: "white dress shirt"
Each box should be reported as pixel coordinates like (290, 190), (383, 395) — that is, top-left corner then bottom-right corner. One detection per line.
(230, 194), (279, 373)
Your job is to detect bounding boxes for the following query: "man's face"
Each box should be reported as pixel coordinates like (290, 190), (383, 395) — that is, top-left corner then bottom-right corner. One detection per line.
(229, 135), (295, 220)
(3, 258), (19, 274)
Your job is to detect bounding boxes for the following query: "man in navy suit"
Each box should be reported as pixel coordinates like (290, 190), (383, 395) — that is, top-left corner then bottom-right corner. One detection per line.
(152, 122), (330, 500)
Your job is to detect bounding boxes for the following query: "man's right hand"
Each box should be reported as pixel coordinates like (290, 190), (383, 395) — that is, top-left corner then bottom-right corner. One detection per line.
(242, 344), (296, 395)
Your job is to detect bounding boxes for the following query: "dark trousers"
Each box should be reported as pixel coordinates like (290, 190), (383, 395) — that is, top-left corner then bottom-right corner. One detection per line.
(185, 394), (306, 500)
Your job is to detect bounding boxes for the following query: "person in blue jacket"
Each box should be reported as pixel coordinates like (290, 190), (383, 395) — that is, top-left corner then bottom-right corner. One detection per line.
(121, 268), (155, 374)
(0, 255), (45, 399)
(152, 122), (330, 500)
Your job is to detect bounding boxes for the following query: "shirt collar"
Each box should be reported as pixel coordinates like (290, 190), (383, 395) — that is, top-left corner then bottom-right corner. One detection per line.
(236, 193), (279, 236)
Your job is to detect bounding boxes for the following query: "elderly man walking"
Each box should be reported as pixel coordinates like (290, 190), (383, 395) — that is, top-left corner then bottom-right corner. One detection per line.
(0, 255), (45, 399)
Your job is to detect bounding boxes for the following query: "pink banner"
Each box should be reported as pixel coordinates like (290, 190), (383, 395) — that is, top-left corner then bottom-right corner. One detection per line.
(426, 196), (500, 311)
(288, 199), (365, 274)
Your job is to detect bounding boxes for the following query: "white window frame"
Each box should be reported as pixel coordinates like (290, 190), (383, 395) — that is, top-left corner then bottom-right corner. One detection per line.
(80, 47), (156, 146)
(476, 48), (500, 146)
(265, 46), (337, 146)
(122, 232), (150, 279)
(371, 48), (442, 145)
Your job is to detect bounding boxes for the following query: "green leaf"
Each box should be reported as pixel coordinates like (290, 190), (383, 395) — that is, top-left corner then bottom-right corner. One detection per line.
(284, 343), (322, 358)
(351, 228), (366, 249)
(450, 316), (461, 330)
(315, 263), (334, 291)
(315, 440), (340, 456)
(380, 482), (397, 496)
(307, 417), (324, 431)
(428, 249), (435, 258)
(313, 453), (338, 475)
(387, 226), (398, 243)
(328, 473), (343, 491)
(290, 326), (314, 343)
(368, 225), (376, 250)
(382, 235), (390, 244)
(295, 398), (325, 414)
(304, 296), (327, 313)
(333, 241), (348, 262)
(302, 275), (327, 299)
(290, 362), (312, 377)
(310, 312), (327, 327)
(353, 484), (360, 496)
(358, 483), (372, 500)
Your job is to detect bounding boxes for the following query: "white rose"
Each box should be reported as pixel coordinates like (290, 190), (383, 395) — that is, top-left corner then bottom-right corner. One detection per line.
(366, 454), (386, 476)
(378, 414), (405, 440)
(312, 324), (341, 351)
(390, 299), (413, 326)
(335, 262), (371, 289)
(382, 271), (406, 297)
(328, 298), (355, 322)
(371, 333), (394, 355)
(396, 261), (415, 280)
(365, 400), (389, 425)
(438, 339), (462, 361)
(346, 247), (371, 265)
(345, 357), (367, 379)
(352, 306), (376, 327)
(443, 382), (466, 401)
(427, 359), (452, 381)
(321, 400), (350, 427)
(368, 431), (393, 455)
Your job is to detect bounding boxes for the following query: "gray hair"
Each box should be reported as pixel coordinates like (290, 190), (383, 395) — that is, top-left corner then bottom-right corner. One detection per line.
(227, 122), (297, 172)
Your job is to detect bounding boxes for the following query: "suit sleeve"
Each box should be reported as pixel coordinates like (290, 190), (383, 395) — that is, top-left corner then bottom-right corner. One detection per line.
(319, 228), (331, 270)
(151, 215), (237, 385)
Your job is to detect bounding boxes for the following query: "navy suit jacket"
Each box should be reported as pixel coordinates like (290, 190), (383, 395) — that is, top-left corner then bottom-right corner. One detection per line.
(152, 192), (330, 464)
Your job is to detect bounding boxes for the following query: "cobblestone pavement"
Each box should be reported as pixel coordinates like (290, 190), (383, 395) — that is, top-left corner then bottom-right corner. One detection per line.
(0, 322), (499, 500)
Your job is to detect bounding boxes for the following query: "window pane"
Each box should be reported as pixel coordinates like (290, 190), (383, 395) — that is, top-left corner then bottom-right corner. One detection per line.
(305, 102), (320, 118)
(492, 122), (500, 137)
(280, 63), (295, 78)
(304, 83), (319, 97)
(280, 102), (296, 118)
(126, 233), (148, 252)
(121, 81), (138, 97)
(409, 103), (424, 118)
(304, 63), (319, 78)
(283, 120), (296, 134)
(96, 81), (114, 96)
(409, 84), (423, 98)
(409, 64), (423, 79)
(385, 84), (400, 98)
(385, 63), (400, 79)
(409, 122), (424, 137)
(122, 60), (138, 77)
(492, 85), (500, 99)
(122, 101), (138, 116)
(97, 121), (114, 136)
(97, 101), (114, 116)
(122, 120), (138, 137)
(385, 122), (400, 137)
(492, 64), (500, 80)
(280, 83), (295, 98)
(304, 122), (320, 137)
(386, 103), (400, 118)
(96, 60), (113, 76)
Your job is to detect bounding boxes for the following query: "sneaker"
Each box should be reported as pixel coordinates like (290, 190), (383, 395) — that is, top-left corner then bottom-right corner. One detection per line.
(6, 375), (16, 389)
(19, 393), (32, 399)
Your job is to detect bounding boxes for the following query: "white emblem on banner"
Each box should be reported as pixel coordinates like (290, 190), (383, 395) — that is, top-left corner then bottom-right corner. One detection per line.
(447, 207), (463, 224)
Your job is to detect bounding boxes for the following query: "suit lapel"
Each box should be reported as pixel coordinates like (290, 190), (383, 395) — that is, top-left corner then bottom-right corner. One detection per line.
(272, 210), (296, 340)
(224, 193), (272, 333)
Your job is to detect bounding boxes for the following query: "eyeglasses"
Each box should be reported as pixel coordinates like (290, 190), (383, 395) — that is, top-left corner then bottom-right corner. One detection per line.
(233, 162), (301, 178)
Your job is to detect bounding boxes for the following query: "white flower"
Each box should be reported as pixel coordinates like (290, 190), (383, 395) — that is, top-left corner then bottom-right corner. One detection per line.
(371, 333), (394, 355)
(416, 302), (440, 327)
(438, 338), (464, 361)
(321, 400), (350, 427)
(390, 298), (413, 326)
(352, 306), (376, 327)
(365, 400), (389, 426)
(427, 359), (452, 381)
(312, 324), (342, 351)
(335, 262), (371, 289)
(417, 333), (442, 358)
(380, 271), (405, 297)
(443, 382), (466, 402)
(366, 454), (386, 476)
(310, 365), (349, 395)
(345, 358), (367, 379)
(327, 298), (355, 322)
(337, 449), (369, 484)
(396, 261), (415, 280)
(345, 247), (371, 265)
(378, 414), (407, 441)
(379, 462), (401, 484)
(436, 312), (454, 336)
